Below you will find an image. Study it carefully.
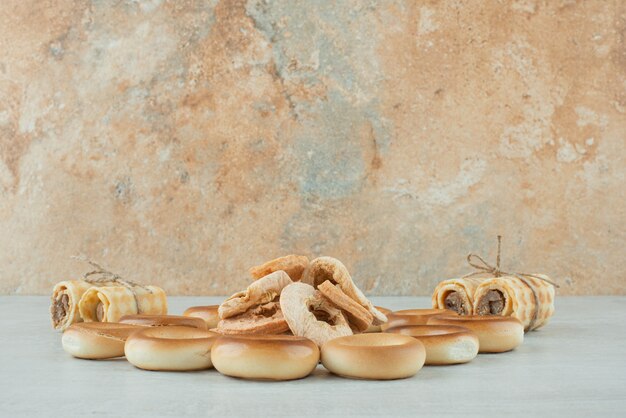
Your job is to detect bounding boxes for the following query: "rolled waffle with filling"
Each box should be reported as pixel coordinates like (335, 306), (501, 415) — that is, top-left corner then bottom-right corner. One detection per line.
(431, 277), (484, 315)
(472, 274), (555, 331)
(78, 285), (167, 323)
(51, 280), (113, 331)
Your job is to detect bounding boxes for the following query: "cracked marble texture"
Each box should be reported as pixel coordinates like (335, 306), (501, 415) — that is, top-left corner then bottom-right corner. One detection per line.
(0, 0), (625, 295)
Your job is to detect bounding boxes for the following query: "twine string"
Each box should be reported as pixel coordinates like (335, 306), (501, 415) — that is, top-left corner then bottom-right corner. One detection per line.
(72, 255), (151, 314)
(460, 236), (559, 331)
(462, 236), (559, 287)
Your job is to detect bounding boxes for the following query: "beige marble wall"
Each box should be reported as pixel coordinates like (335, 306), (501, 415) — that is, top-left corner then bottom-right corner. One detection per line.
(1, 0), (624, 296)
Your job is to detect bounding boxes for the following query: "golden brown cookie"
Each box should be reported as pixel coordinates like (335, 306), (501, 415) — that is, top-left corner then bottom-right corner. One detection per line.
(381, 308), (453, 331)
(428, 314), (524, 353)
(119, 314), (207, 330)
(385, 325), (478, 365)
(212, 334), (319, 381)
(182, 305), (220, 328)
(321, 333), (426, 380)
(62, 322), (142, 359)
(125, 326), (218, 371)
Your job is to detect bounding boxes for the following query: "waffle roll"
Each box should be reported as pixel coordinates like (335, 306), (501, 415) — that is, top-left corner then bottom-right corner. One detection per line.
(51, 280), (110, 331)
(431, 277), (484, 315)
(78, 285), (167, 323)
(472, 274), (555, 331)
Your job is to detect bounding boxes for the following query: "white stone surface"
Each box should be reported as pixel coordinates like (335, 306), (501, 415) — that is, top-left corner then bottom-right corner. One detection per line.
(1, 296), (625, 417)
